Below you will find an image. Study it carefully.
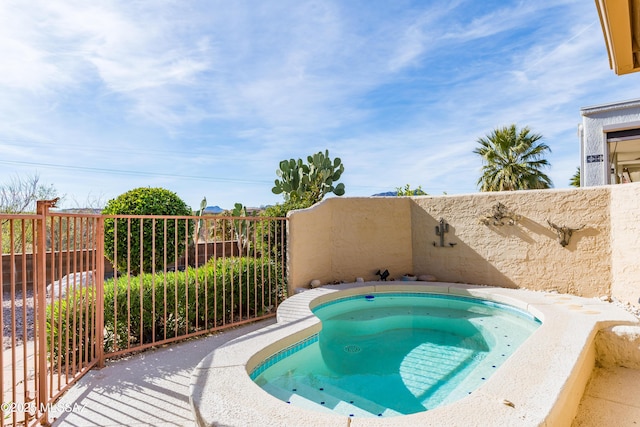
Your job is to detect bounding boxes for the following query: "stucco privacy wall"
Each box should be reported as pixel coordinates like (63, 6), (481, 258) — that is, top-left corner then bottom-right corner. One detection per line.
(410, 188), (611, 295)
(287, 197), (412, 289)
(610, 183), (640, 306)
(287, 185), (639, 307)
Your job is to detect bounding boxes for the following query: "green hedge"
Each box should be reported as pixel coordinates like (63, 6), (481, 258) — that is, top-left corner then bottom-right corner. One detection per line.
(46, 256), (285, 363)
(104, 256), (284, 352)
(45, 287), (97, 367)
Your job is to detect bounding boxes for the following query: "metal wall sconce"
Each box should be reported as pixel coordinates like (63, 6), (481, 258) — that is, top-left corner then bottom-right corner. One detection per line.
(433, 218), (456, 247)
(547, 220), (584, 247)
(479, 202), (521, 226)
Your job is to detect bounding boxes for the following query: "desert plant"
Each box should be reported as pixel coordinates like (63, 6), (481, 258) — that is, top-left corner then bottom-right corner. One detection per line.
(194, 196), (208, 243)
(395, 184), (427, 196)
(272, 149), (345, 204)
(102, 187), (193, 275)
(229, 203), (257, 254)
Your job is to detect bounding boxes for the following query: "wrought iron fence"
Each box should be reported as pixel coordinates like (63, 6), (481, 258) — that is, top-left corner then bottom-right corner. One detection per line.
(102, 213), (287, 357)
(1, 201), (287, 425)
(0, 200), (102, 426)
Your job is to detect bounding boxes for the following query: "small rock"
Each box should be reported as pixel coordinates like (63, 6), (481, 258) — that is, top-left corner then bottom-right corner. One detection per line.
(418, 274), (437, 282)
(310, 279), (322, 288)
(355, 277), (364, 283)
(599, 295), (611, 302)
(47, 271), (94, 298)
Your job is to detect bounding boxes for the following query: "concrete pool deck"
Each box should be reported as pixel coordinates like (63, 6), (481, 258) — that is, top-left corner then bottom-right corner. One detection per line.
(44, 282), (640, 426)
(189, 281), (640, 427)
(49, 319), (277, 426)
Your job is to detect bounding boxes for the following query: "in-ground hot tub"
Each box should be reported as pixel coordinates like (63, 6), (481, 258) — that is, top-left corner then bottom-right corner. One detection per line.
(190, 282), (639, 427)
(251, 292), (541, 417)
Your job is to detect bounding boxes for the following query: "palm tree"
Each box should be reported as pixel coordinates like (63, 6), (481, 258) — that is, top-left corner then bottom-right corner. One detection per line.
(570, 167), (580, 187)
(474, 124), (553, 191)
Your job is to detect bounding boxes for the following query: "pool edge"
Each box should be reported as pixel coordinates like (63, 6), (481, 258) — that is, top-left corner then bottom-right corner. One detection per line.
(190, 282), (639, 427)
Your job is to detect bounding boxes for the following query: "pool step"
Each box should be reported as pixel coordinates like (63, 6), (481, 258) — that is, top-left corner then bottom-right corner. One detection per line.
(261, 380), (403, 418)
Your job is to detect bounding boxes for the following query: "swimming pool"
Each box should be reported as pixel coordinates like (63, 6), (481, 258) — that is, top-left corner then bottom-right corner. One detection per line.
(250, 293), (540, 417)
(190, 282), (639, 426)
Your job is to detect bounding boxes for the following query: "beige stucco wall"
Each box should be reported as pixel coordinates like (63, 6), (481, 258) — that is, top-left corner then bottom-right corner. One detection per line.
(610, 183), (640, 306)
(288, 185), (640, 307)
(410, 188), (611, 295)
(288, 197), (412, 288)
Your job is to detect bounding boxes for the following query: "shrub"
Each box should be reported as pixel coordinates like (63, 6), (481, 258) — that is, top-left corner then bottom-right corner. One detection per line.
(46, 256), (285, 362)
(102, 187), (193, 275)
(255, 200), (307, 278)
(46, 287), (97, 368)
(103, 256), (284, 352)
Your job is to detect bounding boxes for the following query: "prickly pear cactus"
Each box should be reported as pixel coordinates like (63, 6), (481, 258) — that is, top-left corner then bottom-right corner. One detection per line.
(272, 150), (345, 204)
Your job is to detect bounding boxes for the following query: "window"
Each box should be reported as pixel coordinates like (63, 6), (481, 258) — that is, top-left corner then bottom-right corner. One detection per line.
(607, 128), (640, 183)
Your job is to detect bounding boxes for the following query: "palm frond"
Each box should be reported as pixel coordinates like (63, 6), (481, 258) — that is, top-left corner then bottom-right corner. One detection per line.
(475, 124), (553, 191)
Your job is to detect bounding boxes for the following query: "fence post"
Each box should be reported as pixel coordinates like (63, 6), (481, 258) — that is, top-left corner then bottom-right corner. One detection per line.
(36, 199), (57, 425)
(95, 216), (105, 368)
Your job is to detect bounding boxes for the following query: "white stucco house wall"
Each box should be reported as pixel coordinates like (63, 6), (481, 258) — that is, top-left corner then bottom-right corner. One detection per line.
(580, 98), (640, 186)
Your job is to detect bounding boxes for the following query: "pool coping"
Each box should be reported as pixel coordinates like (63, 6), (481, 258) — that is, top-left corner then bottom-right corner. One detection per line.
(189, 282), (640, 427)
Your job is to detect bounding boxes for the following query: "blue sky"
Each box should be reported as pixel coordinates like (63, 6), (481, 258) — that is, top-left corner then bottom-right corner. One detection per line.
(2, 0), (640, 210)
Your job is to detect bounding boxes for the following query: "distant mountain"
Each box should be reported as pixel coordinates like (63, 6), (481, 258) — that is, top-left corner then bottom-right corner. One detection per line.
(58, 208), (103, 214)
(203, 205), (224, 214)
(372, 190), (428, 196)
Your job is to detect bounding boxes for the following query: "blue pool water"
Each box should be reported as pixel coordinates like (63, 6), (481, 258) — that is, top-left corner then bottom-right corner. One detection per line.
(251, 293), (540, 417)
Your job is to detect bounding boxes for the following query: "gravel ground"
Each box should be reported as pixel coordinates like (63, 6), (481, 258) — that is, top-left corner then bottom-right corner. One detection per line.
(613, 298), (640, 318)
(2, 288), (35, 349)
(590, 293), (640, 319)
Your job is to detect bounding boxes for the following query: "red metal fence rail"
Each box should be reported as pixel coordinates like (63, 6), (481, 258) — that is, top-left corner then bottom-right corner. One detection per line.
(102, 213), (287, 358)
(1, 212), (39, 426)
(1, 202), (287, 425)
(42, 206), (104, 425)
(1, 200), (103, 426)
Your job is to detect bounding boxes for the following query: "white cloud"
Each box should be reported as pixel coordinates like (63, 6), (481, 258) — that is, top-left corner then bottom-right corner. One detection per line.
(443, 2), (544, 42)
(2, 0), (640, 209)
